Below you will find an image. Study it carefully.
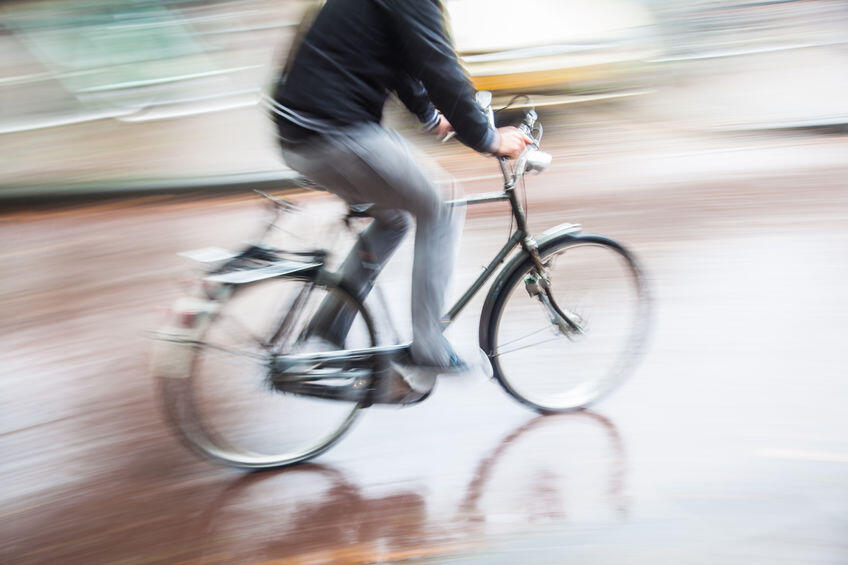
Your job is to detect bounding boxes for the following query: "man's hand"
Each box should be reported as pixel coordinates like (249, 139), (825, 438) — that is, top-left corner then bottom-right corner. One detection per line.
(493, 126), (533, 159)
(434, 114), (454, 140)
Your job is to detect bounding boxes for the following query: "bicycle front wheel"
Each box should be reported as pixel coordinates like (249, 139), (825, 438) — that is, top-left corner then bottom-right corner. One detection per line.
(483, 234), (649, 413)
(158, 273), (377, 469)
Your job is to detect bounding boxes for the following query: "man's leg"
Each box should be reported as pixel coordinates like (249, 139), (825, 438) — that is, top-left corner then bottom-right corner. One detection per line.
(307, 208), (411, 346)
(331, 126), (464, 366)
(407, 186), (463, 367)
(282, 123), (464, 365)
(281, 133), (413, 346)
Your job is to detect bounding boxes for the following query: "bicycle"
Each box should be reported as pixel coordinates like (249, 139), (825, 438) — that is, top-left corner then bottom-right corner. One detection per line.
(152, 93), (650, 469)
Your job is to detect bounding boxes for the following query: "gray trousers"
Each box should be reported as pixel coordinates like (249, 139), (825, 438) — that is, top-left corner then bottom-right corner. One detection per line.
(280, 123), (464, 367)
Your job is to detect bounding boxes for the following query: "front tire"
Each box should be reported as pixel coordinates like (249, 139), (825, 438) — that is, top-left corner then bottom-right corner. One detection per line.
(483, 234), (649, 413)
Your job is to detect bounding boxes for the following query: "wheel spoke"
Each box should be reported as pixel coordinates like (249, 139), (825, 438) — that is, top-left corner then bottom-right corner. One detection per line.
(494, 334), (566, 358)
(495, 325), (554, 350)
(215, 311), (272, 352)
(268, 284), (314, 351)
(197, 338), (270, 363)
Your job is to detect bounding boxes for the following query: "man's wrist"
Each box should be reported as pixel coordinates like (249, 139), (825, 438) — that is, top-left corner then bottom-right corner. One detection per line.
(423, 109), (441, 131)
(486, 130), (500, 155)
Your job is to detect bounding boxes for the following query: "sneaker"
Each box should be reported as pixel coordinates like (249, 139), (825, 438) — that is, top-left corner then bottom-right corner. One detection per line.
(373, 362), (436, 405)
(416, 342), (493, 379)
(410, 336), (471, 374)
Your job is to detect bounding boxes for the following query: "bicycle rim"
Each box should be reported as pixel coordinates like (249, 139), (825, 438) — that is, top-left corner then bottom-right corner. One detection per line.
(160, 276), (376, 469)
(488, 235), (649, 412)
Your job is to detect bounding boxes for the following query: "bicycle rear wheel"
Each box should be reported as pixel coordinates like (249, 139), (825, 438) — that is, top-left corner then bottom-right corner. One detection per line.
(157, 273), (377, 469)
(483, 234), (649, 413)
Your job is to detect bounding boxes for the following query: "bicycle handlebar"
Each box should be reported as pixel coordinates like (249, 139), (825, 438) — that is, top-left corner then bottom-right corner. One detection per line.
(495, 106), (549, 181)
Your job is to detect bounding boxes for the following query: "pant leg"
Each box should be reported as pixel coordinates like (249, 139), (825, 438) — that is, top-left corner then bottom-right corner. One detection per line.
(307, 208), (411, 345)
(408, 183), (464, 366)
(334, 126), (464, 366)
(280, 123), (464, 365)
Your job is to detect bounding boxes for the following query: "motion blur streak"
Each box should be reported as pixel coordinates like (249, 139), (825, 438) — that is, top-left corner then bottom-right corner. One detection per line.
(2, 1), (848, 564)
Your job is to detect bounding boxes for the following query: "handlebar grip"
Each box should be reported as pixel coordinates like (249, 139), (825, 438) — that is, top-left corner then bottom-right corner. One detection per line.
(521, 109), (538, 135)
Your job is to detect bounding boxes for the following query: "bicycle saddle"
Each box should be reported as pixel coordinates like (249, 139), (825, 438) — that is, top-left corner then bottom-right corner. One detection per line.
(346, 203), (375, 218)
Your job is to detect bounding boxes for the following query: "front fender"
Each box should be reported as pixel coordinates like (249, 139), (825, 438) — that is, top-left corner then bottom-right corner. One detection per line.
(477, 222), (581, 353)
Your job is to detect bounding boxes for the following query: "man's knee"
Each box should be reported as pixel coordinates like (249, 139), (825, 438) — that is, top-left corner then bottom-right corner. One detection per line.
(376, 209), (412, 235)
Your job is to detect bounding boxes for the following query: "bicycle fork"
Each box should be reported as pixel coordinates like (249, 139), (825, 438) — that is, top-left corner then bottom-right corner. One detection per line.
(522, 244), (585, 338)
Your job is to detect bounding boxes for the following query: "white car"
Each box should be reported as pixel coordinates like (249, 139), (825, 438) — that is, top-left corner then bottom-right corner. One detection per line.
(447, 0), (662, 104)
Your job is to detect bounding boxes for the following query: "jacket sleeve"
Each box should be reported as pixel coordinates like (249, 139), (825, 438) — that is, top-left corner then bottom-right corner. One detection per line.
(377, 0), (497, 153)
(394, 72), (440, 130)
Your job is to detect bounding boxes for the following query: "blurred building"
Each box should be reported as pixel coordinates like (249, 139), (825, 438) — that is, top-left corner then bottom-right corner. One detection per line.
(1, 0), (845, 190)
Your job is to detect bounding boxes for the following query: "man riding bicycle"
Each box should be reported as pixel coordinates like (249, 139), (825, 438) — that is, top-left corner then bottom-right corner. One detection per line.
(267, 0), (531, 397)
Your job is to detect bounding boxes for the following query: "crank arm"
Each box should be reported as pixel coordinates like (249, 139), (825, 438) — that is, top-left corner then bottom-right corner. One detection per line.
(271, 378), (371, 403)
(271, 343), (409, 373)
(271, 368), (372, 383)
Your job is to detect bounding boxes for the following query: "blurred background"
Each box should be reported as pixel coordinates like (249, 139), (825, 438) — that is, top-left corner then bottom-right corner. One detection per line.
(2, 1), (847, 563)
(1, 0), (845, 188)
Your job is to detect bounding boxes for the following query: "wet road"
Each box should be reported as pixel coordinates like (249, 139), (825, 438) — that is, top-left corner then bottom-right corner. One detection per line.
(3, 116), (848, 563)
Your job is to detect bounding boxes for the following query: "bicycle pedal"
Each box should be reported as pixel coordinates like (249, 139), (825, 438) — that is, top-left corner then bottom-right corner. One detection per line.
(369, 364), (435, 405)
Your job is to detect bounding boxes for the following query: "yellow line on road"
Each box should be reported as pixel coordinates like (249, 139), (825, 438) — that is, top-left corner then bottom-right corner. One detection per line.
(251, 541), (473, 565)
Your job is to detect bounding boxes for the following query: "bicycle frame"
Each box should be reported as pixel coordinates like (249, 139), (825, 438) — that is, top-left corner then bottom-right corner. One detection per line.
(441, 157), (540, 327)
(269, 159), (538, 385)
(269, 165), (526, 372)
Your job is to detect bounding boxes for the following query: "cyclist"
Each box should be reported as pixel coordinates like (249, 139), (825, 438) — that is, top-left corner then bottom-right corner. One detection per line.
(267, 0), (531, 399)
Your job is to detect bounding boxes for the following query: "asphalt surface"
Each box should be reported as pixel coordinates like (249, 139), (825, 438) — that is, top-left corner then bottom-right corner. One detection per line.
(3, 112), (848, 563)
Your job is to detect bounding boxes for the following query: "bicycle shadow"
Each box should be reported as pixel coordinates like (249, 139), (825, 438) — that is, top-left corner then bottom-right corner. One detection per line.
(185, 411), (629, 562)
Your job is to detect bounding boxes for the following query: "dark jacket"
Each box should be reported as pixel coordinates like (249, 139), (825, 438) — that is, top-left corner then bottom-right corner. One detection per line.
(272, 0), (496, 153)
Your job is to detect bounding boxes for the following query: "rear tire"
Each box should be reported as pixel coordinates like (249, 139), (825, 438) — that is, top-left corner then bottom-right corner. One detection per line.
(158, 273), (377, 469)
(483, 234), (649, 413)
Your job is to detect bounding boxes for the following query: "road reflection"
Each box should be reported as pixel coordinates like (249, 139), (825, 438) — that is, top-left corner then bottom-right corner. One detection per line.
(188, 411), (628, 563)
(458, 412), (629, 523)
(188, 463), (429, 563)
